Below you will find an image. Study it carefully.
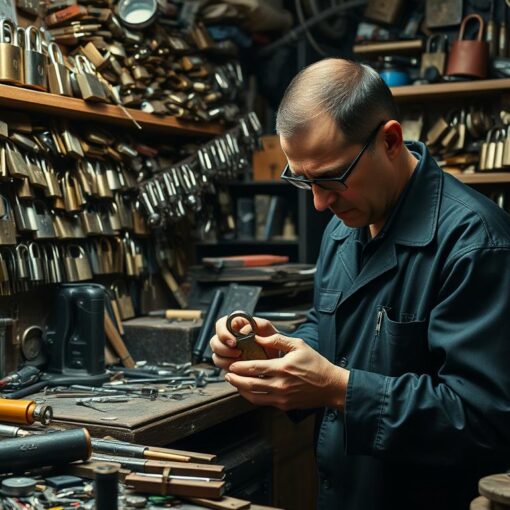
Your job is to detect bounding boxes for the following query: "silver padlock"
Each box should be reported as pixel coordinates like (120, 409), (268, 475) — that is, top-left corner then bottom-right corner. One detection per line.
(47, 42), (72, 96)
(0, 18), (23, 85)
(23, 26), (47, 91)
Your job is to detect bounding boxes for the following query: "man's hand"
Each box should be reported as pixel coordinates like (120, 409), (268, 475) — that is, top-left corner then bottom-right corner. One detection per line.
(224, 333), (349, 412)
(210, 315), (280, 371)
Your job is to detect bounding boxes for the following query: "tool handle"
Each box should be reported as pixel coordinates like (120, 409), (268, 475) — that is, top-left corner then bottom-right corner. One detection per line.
(0, 428), (91, 473)
(165, 309), (202, 320)
(192, 289), (224, 362)
(104, 312), (135, 368)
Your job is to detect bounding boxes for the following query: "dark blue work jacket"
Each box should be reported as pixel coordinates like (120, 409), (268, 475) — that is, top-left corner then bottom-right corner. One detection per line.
(293, 142), (510, 510)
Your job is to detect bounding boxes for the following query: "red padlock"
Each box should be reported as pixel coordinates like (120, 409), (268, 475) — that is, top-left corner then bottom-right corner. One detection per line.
(446, 14), (489, 79)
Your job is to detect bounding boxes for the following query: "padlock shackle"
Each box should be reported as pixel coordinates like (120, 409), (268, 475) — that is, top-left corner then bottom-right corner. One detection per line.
(0, 18), (16, 44)
(458, 13), (485, 42)
(48, 41), (65, 65)
(25, 26), (42, 53)
(28, 241), (41, 258)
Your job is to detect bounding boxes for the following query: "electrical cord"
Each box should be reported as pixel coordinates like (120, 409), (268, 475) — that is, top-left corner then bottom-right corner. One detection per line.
(258, 0), (368, 58)
(295, 0), (328, 57)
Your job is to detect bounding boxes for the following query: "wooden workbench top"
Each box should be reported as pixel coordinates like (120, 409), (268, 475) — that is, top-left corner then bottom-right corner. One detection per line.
(32, 382), (254, 445)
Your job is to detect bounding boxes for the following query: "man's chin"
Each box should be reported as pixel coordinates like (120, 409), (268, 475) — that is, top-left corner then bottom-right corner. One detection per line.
(334, 209), (365, 227)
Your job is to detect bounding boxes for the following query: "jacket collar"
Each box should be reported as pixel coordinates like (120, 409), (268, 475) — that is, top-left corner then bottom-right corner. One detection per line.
(330, 141), (442, 247)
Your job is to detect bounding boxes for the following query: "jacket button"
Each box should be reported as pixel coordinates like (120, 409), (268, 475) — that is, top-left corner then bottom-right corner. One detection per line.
(339, 356), (348, 367)
(326, 409), (338, 422)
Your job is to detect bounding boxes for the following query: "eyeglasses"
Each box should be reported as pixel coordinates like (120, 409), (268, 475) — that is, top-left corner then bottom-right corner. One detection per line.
(280, 121), (386, 192)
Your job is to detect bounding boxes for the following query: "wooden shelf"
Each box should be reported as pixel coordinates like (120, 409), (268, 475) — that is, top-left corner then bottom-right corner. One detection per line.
(0, 84), (223, 136)
(391, 79), (510, 102)
(447, 172), (510, 184)
(197, 239), (298, 246)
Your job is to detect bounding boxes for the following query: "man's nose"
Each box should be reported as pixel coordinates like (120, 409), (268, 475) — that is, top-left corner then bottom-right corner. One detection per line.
(312, 185), (337, 211)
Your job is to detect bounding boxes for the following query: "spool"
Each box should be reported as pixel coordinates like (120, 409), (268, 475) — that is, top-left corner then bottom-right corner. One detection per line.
(0, 398), (52, 425)
(95, 463), (119, 510)
(0, 428), (91, 474)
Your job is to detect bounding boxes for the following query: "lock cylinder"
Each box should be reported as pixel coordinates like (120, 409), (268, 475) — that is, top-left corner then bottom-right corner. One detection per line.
(0, 398), (53, 425)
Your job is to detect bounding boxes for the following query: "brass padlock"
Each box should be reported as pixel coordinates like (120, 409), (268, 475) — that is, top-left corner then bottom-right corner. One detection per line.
(0, 193), (16, 246)
(96, 238), (113, 274)
(47, 42), (73, 96)
(33, 200), (56, 239)
(426, 115), (450, 146)
(80, 205), (102, 235)
(41, 159), (62, 198)
(112, 281), (135, 319)
(64, 244), (92, 282)
(25, 154), (47, 189)
(23, 26), (47, 91)
(111, 237), (124, 274)
(73, 54), (108, 102)
(62, 171), (85, 212)
(0, 19), (23, 85)
(502, 126), (510, 168)
(494, 128), (506, 170)
(13, 194), (37, 232)
(105, 163), (121, 191)
(95, 162), (113, 199)
(420, 34), (448, 77)
(5, 141), (30, 179)
(482, 128), (499, 172)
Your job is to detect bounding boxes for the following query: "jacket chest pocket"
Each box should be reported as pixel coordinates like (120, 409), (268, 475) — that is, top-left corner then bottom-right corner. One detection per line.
(370, 306), (429, 376)
(316, 289), (342, 360)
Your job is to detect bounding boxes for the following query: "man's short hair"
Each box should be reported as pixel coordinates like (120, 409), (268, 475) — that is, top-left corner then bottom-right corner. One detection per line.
(276, 59), (399, 144)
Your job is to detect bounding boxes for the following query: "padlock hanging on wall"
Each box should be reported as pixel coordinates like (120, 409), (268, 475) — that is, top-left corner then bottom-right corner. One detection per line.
(446, 14), (489, 79)
(420, 33), (448, 78)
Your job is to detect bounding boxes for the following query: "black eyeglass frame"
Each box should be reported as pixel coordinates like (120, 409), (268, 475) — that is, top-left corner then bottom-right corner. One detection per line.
(280, 120), (386, 191)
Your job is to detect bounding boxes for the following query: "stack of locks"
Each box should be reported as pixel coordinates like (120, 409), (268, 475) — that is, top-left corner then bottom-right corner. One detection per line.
(0, 2), (246, 124)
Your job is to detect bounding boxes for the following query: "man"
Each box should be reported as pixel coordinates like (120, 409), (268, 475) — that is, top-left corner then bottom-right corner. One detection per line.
(210, 59), (510, 510)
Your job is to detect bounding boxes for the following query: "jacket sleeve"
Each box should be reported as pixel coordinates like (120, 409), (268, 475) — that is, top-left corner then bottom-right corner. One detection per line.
(344, 246), (510, 465)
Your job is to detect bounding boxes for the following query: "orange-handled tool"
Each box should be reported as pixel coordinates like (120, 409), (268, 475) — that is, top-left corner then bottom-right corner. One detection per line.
(0, 398), (53, 425)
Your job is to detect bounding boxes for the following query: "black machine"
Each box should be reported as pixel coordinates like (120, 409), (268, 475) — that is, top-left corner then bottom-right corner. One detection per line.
(44, 284), (109, 386)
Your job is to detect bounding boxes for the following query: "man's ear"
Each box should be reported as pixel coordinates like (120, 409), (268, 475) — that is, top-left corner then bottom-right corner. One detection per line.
(383, 121), (403, 160)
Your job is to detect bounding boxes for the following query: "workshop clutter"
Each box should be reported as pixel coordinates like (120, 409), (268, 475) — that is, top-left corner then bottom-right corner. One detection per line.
(354, 0), (510, 86)
(136, 112), (263, 230)
(400, 104), (510, 176)
(0, 425), (258, 507)
(0, 0), (248, 124)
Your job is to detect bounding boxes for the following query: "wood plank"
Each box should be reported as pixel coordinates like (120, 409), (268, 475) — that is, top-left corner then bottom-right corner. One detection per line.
(0, 84), (223, 136)
(445, 172), (510, 184)
(391, 79), (510, 102)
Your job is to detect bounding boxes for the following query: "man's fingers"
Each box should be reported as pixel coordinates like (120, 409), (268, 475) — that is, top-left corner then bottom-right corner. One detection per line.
(255, 333), (302, 353)
(228, 359), (274, 376)
(225, 372), (273, 393)
(209, 335), (240, 358)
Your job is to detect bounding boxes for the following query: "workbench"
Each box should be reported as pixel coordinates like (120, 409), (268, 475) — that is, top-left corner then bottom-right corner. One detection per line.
(29, 381), (317, 509)
(35, 382), (253, 444)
